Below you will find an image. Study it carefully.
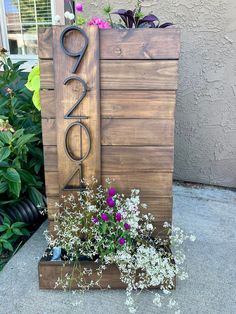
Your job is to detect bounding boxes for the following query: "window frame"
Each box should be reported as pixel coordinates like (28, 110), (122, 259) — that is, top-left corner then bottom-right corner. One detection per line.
(0, 0), (56, 71)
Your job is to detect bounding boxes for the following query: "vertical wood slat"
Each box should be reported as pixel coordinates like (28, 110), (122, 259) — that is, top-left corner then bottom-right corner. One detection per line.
(53, 26), (100, 192)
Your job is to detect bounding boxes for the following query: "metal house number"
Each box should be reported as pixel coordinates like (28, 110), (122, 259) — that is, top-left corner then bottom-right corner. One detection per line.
(60, 26), (91, 191)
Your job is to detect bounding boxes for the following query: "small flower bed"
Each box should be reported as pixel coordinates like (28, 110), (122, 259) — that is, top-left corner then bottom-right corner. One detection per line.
(57, 1), (173, 30)
(45, 178), (195, 313)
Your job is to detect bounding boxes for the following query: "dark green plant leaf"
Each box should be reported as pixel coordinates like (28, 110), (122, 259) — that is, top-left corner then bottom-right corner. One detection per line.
(0, 147), (11, 162)
(3, 241), (13, 251)
(3, 168), (21, 182)
(0, 181), (8, 193)
(28, 186), (44, 207)
(8, 181), (21, 198)
(0, 132), (12, 144)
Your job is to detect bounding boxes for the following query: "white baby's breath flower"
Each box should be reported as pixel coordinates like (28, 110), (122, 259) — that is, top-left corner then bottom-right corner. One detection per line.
(64, 11), (70, 19)
(68, 13), (75, 20)
(146, 223), (153, 231)
(190, 235), (196, 242)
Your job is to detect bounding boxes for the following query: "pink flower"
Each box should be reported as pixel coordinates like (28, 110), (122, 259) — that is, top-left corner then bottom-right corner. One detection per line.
(119, 237), (126, 245)
(124, 223), (131, 230)
(75, 3), (83, 12)
(108, 187), (116, 197)
(115, 212), (122, 222)
(88, 17), (111, 29)
(101, 213), (109, 222)
(106, 197), (115, 208)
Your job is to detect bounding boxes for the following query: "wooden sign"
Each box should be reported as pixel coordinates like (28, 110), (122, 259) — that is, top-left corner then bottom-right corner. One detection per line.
(39, 26), (180, 232)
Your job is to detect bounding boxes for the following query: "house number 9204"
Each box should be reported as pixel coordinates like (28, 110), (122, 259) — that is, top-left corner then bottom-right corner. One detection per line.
(60, 26), (91, 191)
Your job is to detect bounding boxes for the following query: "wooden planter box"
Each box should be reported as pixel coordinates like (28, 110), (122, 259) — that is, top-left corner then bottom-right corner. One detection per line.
(38, 26), (180, 289)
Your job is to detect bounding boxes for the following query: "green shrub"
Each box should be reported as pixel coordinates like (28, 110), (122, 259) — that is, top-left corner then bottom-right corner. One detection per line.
(0, 51), (44, 208)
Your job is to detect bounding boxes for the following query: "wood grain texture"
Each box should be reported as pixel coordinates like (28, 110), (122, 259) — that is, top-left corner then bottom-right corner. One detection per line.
(101, 60), (178, 90)
(102, 173), (173, 197)
(46, 196), (60, 220)
(43, 146), (58, 172)
(101, 90), (176, 119)
(53, 25), (101, 192)
(38, 27), (180, 60)
(102, 119), (174, 146)
(44, 172), (59, 196)
(102, 146), (174, 174)
(40, 90), (56, 119)
(39, 60), (54, 89)
(100, 28), (180, 60)
(41, 119), (57, 146)
(39, 59), (178, 91)
(38, 28), (53, 59)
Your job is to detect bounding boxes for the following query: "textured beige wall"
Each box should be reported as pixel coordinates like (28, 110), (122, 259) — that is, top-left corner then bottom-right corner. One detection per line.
(84, 0), (236, 188)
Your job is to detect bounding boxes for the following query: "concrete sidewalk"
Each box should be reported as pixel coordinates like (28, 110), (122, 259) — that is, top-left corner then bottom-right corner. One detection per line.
(0, 183), (235, 314)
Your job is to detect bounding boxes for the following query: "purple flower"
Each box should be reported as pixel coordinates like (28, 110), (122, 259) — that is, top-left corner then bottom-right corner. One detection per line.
(108, 187), (116, 197)
(75, 2), (83, 12)
(92, 217), (98, 224)
(101, 213), (109, 222)
(106, 197), (115, 208)
(119, 237), (126, 246)
(124, 223), (131, 230)
(115, 212), (122, 222)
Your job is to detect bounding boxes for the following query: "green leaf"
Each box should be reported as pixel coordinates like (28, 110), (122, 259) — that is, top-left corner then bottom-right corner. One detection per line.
(0, 181), (8, 193)
(8, 181), (21, 198)
(32, 89), (41, 111)
(18, 169), (37, 185)
(3, 215), (11, 225)
(12, 228), (23, 235)
(2, 230), (13, 240)
(3, 168), (21, 182)
(28, 186), (44, 207)
(102, 222), (107, 234)
(0, 147), (11, 162)
(16, 133), (35, 147)
(0, 131), (12, 144)
(25, 65), (40, 91)
(0, 225), (8, 232)
(12, 222), (27, 228)
(12, 129), (24, 140)
(3, 241), (13, 251)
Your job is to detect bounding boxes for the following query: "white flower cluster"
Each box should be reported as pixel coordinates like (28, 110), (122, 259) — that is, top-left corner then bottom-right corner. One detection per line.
(45, 178), (195, 314)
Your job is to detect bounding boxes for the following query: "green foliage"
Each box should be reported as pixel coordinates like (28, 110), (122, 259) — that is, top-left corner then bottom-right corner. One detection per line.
(25, 65), (41, 110)
(0, 54), (44, 208)
(0, 215), (29, 255)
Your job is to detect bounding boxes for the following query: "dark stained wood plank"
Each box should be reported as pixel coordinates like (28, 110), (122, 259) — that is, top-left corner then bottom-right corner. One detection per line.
(53, 26), (101, 192)
(45, 172), (59, 196)
(101, 90), (176, 119)
(39, 60), (54, 89)
(41, 119), (57, 146)
(38, 28), (53, 59)
(102, 146), (174, 174)
(38, 27), (180, 60)
(40, 90), (56, 119)
(43, 146), (58, 172)
(101, 119), (174, 146)
(100, 28), (180, 60)
(141, 197), (172, 221)
(101, 60), (178, 90)
(102, 173), (173, 197)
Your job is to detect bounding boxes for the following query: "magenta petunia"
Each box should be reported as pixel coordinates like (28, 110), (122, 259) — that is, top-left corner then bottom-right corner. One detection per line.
(101, 213), (109, 222)
(106, 196), (115, 208)
(115, 212), (122, 222)
(119, 237), (126, 245)
(108, 187), (116, 197)
(88, 17), (111, 29)
(92, 217), (98, 224)
(124, 223), (131, 230)
(75, 2), (83, 12)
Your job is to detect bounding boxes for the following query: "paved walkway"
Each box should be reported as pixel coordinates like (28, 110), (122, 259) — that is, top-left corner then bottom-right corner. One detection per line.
(0, 183), (235, 314)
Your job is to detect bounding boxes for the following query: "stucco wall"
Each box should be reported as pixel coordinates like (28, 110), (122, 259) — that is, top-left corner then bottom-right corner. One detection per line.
(85, 0), (236, 188)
